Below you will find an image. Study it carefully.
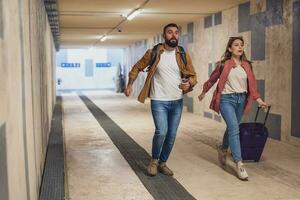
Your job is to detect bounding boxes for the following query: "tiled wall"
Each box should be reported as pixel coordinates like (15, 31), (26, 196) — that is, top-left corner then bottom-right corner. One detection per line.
(292, 0), (300, 139)
(123, 0), (300, 146)
(191, 0), (297, 144)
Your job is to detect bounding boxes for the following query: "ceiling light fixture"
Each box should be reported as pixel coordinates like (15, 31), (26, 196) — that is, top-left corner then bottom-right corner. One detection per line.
(127, 9), (141, 20)
(101, 35), (107, 42)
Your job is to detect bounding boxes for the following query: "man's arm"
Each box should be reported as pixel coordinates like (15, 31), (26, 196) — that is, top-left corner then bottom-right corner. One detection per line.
(125, 49), (152, 96)
(127, 49), (151, 85)
(181, 50), (197, 92)
(186, 51), (197, 88)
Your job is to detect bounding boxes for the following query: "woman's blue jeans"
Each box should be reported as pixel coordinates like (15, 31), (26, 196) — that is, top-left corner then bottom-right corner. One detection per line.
(220, 93), (247, 162)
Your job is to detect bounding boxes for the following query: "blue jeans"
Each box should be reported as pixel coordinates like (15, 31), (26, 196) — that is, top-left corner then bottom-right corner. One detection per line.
(220, 93), (247, 162)
(151, 99), (183, 162)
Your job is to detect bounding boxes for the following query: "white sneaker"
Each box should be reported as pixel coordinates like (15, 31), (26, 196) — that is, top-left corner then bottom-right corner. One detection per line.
(216, 145), (227, 165)
(236, 161), (248, 180)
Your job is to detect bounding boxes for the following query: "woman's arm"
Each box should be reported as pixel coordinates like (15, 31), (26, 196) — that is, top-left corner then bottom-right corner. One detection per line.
(248, 63), (268, 108)
(198, 63), (222, 101)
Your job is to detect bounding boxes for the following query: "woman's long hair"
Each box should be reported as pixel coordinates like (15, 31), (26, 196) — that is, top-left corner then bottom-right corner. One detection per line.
(217, 36), (252, 66)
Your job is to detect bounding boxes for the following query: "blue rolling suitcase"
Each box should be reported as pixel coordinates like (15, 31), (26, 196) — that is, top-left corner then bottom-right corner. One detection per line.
(239, 106), (271, 162)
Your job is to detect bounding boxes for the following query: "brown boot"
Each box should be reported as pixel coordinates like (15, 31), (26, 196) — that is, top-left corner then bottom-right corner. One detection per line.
(158, 162), (174, 176)
(147, 159), (158, 176)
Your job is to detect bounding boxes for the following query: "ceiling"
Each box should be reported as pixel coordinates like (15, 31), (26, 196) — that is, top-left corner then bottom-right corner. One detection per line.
(58, 0), (248, 49)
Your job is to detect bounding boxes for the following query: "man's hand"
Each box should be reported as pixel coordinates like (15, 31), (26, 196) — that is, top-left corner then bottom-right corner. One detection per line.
(124, 84), (133, 97)
(179, 82), (191, 92)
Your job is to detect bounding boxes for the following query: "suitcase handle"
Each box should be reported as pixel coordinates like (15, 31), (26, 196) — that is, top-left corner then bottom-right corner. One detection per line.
(254, 106), (271, 126)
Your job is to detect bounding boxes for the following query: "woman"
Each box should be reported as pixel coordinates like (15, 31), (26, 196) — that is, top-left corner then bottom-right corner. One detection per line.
(198, 36), (268, 180)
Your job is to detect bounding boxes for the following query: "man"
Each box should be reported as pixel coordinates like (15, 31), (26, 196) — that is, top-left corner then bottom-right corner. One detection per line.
(124, 23), (197, 176)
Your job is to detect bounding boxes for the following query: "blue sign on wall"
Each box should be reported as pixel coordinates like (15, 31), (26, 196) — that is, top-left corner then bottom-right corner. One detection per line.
(61, 63), (80, 68)
(96, 63), (112, 68)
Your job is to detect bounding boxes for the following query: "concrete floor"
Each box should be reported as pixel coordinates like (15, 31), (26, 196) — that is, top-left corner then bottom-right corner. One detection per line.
(62, 90), (300, 200)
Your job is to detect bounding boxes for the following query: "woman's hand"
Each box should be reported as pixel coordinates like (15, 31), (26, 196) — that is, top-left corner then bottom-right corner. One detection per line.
(198, 92), (205, 101)
(256, 98), (268, 109)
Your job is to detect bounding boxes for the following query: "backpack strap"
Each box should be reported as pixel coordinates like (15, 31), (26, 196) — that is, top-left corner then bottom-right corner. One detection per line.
(177, 45), (187, 66)
(144, 43), (162, 72)
(144, 44), (187, 72)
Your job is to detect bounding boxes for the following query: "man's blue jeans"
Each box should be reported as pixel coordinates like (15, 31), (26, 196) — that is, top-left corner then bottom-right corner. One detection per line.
(220, 93), (247, 162)
(151, 99), (183, 162)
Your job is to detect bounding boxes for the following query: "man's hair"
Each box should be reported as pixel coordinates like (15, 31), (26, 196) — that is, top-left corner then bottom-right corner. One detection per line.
(163, 23), (179, 34)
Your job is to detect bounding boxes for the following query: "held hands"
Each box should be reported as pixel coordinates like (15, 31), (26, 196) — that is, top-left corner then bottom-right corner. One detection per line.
(124, 84), (133, 97)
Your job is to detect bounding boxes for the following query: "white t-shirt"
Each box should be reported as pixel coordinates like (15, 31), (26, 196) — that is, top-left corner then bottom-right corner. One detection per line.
(222, 64), (248, 94)
(150, 50), (183, 101)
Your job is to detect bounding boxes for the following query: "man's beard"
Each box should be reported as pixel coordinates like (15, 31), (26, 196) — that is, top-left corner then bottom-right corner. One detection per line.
(165, 38), (178, 47)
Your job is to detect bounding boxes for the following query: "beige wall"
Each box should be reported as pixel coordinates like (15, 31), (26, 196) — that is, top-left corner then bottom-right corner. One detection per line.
(0, 0), (56, 199)
(123, 0), (300, 147)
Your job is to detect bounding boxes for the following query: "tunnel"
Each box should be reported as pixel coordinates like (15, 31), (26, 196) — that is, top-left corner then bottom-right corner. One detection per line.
(1, 0), (300, 200)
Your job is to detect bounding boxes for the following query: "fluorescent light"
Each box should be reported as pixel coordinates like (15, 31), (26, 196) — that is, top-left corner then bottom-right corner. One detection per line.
(127, 9), (141, 20)
(101, 36), (107, 42)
